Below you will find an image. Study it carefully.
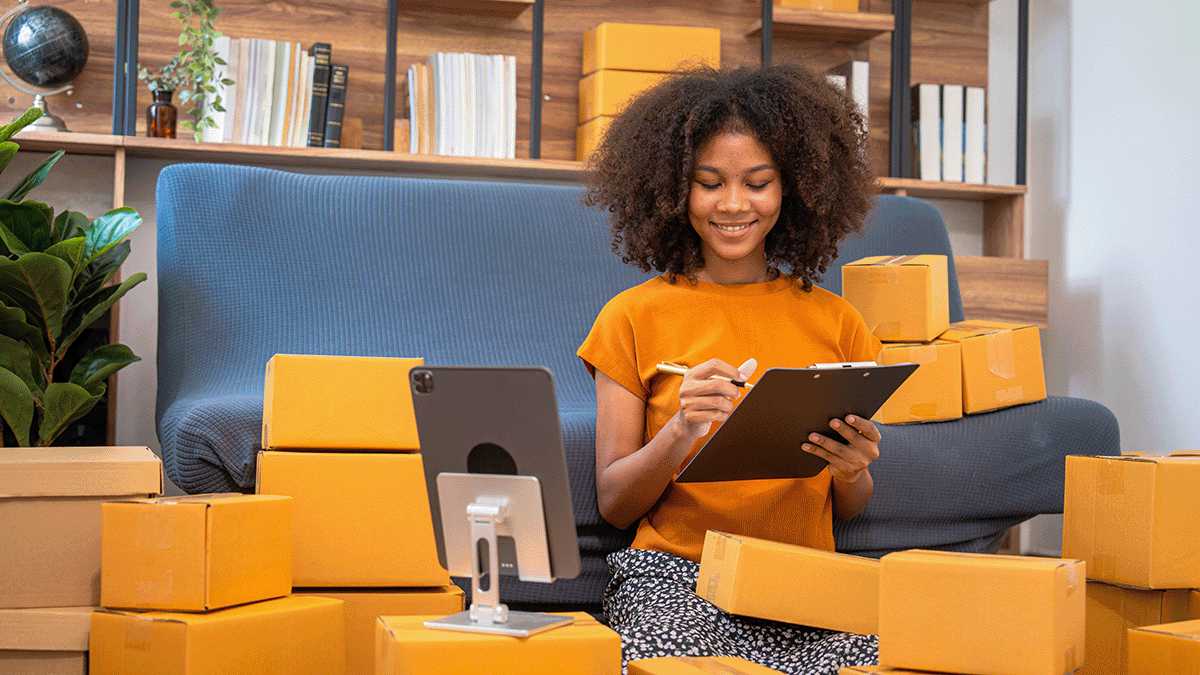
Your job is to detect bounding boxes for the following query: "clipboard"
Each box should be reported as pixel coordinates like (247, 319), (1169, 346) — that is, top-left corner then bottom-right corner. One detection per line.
(675, 362), (919, 483)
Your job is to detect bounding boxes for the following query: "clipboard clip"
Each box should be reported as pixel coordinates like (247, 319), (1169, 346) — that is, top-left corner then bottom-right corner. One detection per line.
(810, 361), (879, 369)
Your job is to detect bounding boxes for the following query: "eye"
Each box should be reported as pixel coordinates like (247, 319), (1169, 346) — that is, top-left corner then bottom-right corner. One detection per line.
(747, 181), (772, 190)
(695, 181), (721, 190)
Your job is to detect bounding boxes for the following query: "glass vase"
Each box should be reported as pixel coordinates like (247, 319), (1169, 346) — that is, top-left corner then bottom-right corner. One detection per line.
(146, 89), (177, 139)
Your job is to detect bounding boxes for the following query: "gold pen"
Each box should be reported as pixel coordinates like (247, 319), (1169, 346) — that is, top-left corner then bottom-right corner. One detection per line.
(655, 362), (753, 389)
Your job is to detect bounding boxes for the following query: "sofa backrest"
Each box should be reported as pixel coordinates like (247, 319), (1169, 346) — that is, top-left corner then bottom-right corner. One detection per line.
(156, 165), (961, 418)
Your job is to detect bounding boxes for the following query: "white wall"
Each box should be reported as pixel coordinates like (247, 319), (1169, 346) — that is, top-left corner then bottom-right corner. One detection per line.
(1028, 0), (1200, 453)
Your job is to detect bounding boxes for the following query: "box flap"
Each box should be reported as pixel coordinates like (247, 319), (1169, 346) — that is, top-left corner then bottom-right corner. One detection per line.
(0, 606), (93, 651)
(845, 254), (943, 268)
(97, 596), (338, 626)
(885, 548), (1082, 572)
(1132, 618), (1200, 640)
(1169, 450), (1200, 457)
(0, 447), (162, 498)
(144, 493), (290, 506)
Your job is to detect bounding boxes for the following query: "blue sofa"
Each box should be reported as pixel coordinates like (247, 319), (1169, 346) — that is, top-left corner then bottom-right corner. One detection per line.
(156, 164), (1119, 605)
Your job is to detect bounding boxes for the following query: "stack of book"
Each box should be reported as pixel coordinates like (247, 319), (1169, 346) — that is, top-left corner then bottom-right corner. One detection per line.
(401, 52), (517, 159)
(202, 38), (350, 148)
(911, 82), (987, 183)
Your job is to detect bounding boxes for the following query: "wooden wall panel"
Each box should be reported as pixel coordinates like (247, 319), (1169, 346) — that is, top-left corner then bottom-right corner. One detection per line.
(393, 6), (533, 157)
(910, 0), (987, 87)
(0, 0), (116, 133)
(542, 0), (761, 161)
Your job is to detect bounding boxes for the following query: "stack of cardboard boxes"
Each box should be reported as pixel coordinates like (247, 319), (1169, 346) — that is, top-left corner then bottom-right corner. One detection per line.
(693, 531), (1087, 675)
(1063, 452), (1200, 674)
(89, 493), (348, 674)
(576, 22), (721, 162)
(841, 254), (1047, 424)
(0, 447), (161, 674)
(254, 354), (464, 675)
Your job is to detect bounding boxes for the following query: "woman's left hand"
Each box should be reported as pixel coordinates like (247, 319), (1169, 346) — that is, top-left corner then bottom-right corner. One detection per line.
(801, 415), (881, 483)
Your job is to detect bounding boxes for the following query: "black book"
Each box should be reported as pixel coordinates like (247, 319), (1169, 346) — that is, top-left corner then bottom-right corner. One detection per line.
(307, 43), (332, 147)
(323, 64), (349, 149)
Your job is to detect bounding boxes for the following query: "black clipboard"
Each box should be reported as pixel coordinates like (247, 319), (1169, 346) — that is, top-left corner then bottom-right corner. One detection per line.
(675, 362), (919, 483)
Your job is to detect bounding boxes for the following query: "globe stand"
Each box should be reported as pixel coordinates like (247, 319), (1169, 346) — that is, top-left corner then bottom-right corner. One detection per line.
(21, 93), (68, 133)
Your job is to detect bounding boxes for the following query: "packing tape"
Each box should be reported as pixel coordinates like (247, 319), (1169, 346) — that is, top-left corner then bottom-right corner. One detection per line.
(1098, 460), (1125, 496)
(906, 344), (940, 365)
(704, 572), (721, 601)
(908, 402), (940, 419)
(868, 255), (918, 266)
(1064, 646), (1080, 672)
(678, 656), (762, 673)
(995, 385), (1025, 404)
(124, 616), (154, 653)
(985, 330), (1017, 380)
(1092, 553), (1118, 581)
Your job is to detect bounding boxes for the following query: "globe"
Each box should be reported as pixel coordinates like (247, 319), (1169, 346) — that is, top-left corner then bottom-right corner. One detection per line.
(2, 5), (88, 89)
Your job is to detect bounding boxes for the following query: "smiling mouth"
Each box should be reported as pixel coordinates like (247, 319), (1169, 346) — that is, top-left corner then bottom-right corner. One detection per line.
(710, 220), (757, 233)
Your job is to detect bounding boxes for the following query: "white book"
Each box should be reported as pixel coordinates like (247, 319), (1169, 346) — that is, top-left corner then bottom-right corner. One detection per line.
(407, 64), (418, 154)
(941, 84), (964, 182)
(284, 42), (304, 147)
(965, 86), (986, 184)
(826, 74), (846, 91)
(238, 39), (257, 144)
(462, 54), (473, 157)
(912, 83), (941, 181)
(294, 55), (315, 147)
(268, 41), (290, 146)
(432, 53), (444, 155)
(253, 40), (277, 145)
(492, 54), (503, 159)
(202, 36), (232, 143)
(475, 54), (487, 157)
(505, 55), (515, 159)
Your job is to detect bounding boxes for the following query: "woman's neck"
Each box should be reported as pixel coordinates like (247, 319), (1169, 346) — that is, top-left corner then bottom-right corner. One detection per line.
(696, 253), (772, 285)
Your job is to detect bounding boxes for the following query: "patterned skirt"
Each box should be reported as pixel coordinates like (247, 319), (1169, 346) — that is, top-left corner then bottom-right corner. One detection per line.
(603, 547), (878, 674)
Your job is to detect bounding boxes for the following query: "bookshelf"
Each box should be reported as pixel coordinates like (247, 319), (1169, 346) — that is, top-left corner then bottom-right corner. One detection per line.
(746, 8), (894, 42)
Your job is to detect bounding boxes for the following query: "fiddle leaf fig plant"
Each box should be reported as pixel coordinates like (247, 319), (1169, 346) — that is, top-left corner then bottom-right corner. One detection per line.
(0, 107), (147, 446)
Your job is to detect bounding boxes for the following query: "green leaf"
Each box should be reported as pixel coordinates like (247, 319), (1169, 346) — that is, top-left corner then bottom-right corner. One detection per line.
(70, 343), (139, 389)
(52, 210), (89, 243)
(0, 303), (41, 349)
(0, 366), (33, 446)
(37, 382), (101, 446)
(0, 253), (71, 340)
(0, 142), (18, 175)
(5, 150), (64, 201)
(0, 332), (38, 394)
(56, 272), (146, 359)
(74, 239), (129, 302)
(83, 207), (141, 263)
(45, 236), (85, 274)
(0, 200), (53, 253)
(0, 108), (43, 144)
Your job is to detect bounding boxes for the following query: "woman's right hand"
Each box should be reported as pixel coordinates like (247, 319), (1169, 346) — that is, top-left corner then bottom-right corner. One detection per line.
(673, 358), (758, 440)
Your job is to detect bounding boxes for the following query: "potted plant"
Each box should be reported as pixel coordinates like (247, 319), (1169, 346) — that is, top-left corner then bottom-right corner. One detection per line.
(0, 107), (147, 446)
(137, 0), (231, 140)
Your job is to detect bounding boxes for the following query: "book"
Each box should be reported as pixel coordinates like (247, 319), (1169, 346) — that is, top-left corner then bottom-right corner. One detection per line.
(831, 60), (869, 129)
(965, 86), (986, 184)
(941, 84), (964, 182)
(268, 40), (290, 147)
(252, 40), (277, 145)
(203, 35), (232, 143)
(295, 55), (315, 147)
(406, 64), (417, 153)
(912, 83), (941, 181)
(504, 54), (515, 159)
(235, 38), (256, 144)
(307, 43), (332, 147)
(419, 62), (433, 154)
(323, 63), (349, 148)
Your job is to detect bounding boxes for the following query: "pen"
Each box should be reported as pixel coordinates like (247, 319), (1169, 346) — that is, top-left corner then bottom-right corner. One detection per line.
(655, 362), (753, 389)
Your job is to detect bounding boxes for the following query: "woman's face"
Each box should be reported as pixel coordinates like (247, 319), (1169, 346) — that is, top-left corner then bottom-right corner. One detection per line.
(688, 130), (783, 271)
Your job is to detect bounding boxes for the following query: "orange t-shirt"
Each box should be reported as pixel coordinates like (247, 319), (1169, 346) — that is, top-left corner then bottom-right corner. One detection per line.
(578, 274), (882, 562)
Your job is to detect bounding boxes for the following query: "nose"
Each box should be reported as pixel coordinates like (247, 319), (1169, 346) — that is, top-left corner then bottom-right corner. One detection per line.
(717, 184), (749, 214)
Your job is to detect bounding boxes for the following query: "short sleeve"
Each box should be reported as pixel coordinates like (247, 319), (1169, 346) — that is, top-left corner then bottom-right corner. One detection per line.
(577, 296), (648, 400)
(844, 308), (883, 362)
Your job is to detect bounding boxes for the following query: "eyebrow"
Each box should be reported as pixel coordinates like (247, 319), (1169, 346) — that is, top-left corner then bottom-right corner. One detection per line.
(694, 163), (777, 174)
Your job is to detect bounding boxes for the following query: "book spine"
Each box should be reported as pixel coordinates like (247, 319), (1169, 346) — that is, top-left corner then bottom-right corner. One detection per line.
(323, 64), (349, 148)
(307, 43), (332, 147)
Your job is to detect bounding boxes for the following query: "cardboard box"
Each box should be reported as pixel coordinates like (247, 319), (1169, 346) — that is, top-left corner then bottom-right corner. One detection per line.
(578, 70), (667, 124)
(90, 595), (344, 675)
(0, 606), (91, 675)
(256, 451), (448, 587)
(582, 23), (720, 76)
(938, 320), (1047, 413)
(1062, 454), (1200, 589)
(577, 115), (614, 162)
(295, 587), (462, 675)
(630, 656), (779, 674)
(1193, 590), (1200, 618)
(101, 494), (292, 611)
(374, 612), (620, 674)
(0, 447), (161, 609)
(696, 531), (878, 635)
(839, 668), (930, 675)
(781, 1), (859, 10)
(1084, 581), (1194, 675)
(878, 550), (1085, 675)
(1127, 619), (1200, 675)
(262, 354), (424, 451)
(841, 255), (949, 342)
(873, 340), (962, 424)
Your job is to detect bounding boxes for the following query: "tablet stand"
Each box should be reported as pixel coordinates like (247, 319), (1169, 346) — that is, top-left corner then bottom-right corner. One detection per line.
(424, 473), (574, 637)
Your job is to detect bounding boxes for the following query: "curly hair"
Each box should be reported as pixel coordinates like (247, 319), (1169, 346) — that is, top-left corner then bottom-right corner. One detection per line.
(584, 64), (875, 291)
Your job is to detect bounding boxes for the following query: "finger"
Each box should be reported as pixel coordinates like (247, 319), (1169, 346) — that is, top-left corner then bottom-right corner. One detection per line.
(808, 432), (850, 459)
(690, 358), (741, 380)
(829, 418), (863, 445)
(844, 415), (882, 443)
(737, 358), (758, 382)
(683, 396), (734, 414)
(683, 378), (740, 400)
(802, 442), (841, 466)
(685, 409), (730, 426)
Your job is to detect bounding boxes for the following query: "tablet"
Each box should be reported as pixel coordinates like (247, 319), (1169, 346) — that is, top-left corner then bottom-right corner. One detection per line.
(675, 363), (918, 483)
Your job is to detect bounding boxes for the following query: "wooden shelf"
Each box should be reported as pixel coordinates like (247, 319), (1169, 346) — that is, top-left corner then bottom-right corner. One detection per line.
(877, 178), (1027, 201)
(746, 8), (894, 42)
(404, 0), (533, 16)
